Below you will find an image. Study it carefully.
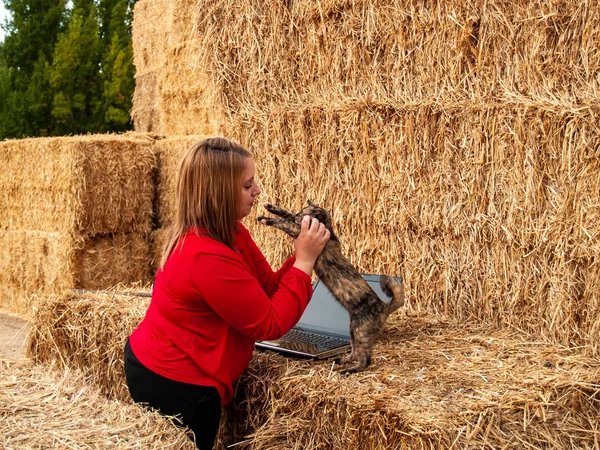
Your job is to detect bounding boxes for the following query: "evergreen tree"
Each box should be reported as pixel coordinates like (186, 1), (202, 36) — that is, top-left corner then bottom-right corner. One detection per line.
(0, 0), (66, 138)
(49, 1), (102, 134)
(0, 54), (20, 138)
(0, 0), (136, 139)
(99, 0), (135, 132)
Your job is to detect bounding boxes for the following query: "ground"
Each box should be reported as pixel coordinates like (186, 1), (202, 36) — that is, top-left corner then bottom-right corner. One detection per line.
(0, 310), (30, 360)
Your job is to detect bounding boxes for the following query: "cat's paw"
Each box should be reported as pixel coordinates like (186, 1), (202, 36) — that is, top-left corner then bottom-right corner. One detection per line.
(338, 366), (361, 375)
(257, 216), (270, 224)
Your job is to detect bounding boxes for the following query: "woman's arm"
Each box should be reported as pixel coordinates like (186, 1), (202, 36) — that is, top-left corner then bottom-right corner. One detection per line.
(191, 250), (312, 341)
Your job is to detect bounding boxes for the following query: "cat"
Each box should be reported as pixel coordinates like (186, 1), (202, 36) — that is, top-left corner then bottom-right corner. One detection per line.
(258, 200), (405, 374)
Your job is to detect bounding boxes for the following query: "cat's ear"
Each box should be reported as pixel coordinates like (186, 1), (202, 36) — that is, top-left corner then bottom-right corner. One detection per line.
(307, 199), (315, 206)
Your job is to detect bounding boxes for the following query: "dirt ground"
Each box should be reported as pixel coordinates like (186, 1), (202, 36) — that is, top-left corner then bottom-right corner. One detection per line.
(0, 310), (30, 360)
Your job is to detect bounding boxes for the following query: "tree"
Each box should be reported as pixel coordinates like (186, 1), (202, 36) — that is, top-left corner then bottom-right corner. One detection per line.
(99, 0), (135, 132)
(0, 0), (66, 138)
(49, 1), (102, 134)
(0, 0), (136, 139)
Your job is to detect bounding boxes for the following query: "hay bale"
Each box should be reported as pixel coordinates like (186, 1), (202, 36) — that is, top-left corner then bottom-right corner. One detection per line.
(0, 134), (158, 315)
(26, 289), (600, 449)
(27, 289), (151, 401)
(229, 100), (600, 357)
(131, 0), (226, 134)
(0, 134), (157, 235)
(130, 0), (173, 132)
(0, 230), (153, 315)
(0, 359), (196, 449)
(73, 233), (152, 289)
(131, 0), (600, 134)
(150, 227), (168, 275)
(235, 313), (600, 449)
(152, 135), (208, 228)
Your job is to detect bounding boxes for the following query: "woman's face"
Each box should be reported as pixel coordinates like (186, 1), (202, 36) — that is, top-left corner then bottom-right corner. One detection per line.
(238, 158), (262, 220)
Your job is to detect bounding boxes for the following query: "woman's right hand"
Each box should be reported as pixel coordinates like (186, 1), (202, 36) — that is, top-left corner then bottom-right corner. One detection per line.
(293, 215), (330, 276)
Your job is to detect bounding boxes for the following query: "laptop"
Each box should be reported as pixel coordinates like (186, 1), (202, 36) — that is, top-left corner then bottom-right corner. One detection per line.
(255, 274), (399, 359)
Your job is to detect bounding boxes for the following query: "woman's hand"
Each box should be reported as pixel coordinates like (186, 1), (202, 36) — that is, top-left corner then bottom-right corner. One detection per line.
(293, 215), (330, 276)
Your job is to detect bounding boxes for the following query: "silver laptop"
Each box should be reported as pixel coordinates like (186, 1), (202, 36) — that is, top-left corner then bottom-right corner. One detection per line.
(255, 274), (398, 359)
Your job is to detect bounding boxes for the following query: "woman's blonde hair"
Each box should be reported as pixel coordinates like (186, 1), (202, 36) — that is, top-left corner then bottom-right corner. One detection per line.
(160, 137), (251, 268)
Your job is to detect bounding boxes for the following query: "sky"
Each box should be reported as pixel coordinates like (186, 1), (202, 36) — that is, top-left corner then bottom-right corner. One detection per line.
(0, 4), (9, 42)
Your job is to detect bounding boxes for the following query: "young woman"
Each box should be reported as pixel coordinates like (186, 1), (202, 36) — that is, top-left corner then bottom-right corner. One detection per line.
(124, 137), (329, 450)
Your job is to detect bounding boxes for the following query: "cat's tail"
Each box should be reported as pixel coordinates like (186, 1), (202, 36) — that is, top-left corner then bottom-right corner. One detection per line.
(380, 275), (405, 314)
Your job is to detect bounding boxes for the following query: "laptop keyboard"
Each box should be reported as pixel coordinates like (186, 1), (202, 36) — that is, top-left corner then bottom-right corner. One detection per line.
(277, 328), (350, 353)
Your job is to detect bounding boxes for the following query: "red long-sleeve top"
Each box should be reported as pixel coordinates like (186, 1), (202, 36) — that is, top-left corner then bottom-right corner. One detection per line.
(129, 223), (312, 404)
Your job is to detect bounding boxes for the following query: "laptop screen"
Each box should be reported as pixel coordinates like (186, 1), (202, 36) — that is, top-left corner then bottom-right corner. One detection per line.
(296, 274), (397, 337)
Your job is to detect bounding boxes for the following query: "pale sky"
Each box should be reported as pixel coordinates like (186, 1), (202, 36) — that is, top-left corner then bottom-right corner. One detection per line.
(0, 4), (9, 42)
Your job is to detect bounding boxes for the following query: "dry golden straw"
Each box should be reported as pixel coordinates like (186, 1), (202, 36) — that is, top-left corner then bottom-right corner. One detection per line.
(27, 290), (600, 449)
(131, 0), (600, 356)
(0, 359), (195, 449)
(0, 134), (157, 315)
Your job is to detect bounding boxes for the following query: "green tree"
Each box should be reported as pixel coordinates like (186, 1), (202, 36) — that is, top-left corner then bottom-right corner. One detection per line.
(0, 0), (135, 139)
(0, 0), (66, 138)
(99, 0), (135, 132)
(0, 56), (20, 138)
(49, 1), (102, 134)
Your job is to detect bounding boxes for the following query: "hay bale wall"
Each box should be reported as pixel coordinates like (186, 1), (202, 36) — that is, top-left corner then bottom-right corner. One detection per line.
(131, 0), (600, 355)
(131, 0), (600, 134)
(0, 134), (157, 315)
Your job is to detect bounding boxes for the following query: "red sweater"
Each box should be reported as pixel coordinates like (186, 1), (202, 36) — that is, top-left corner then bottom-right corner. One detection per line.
(129, 224), (312, 404)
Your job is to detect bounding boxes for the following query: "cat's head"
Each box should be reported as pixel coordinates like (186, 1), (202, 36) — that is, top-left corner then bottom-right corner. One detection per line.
(296, 200), (335, 234)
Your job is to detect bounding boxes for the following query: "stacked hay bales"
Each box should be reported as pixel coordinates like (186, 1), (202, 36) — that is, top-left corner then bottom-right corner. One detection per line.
(131, 0), (600, 132)
(130, 0), (224, 135)
(130, 0), (600, 356)
(26, 290), (600, 449)
(0, 134), (157, 315)
(18, 0), (599, 447)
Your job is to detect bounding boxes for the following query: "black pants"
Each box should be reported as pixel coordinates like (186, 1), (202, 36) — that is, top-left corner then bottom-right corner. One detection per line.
(124, 339), (221, 450)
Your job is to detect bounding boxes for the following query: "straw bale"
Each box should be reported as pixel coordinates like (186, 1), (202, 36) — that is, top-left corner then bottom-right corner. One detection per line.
(27, 289), (151, 402)
(0, 229), (153, 315)
(131, 0), (226, 134)
(131, 0), (600, 134)
(227, 99), (600, 355)
(0, 230), (74, 314)
(130, 0), (173, 133)
(25, 288), (600, 449)
(0, 134), (157, 235)
(236, 313), (600, 449)
(73, 233), (152, 289)
(131, 71), (163, 133)
(131, 0), (173, 75)
(152, 135), (208, 228)
(150, 227), (167, 275)
(0, 359), (195, 449)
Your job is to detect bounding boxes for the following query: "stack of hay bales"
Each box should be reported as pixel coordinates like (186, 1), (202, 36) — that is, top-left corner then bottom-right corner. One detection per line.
(21, 0), (600, 448)
(26, 289), (600, 449)
(131, 0), (600, 356)
(0, 134), (156, 316)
